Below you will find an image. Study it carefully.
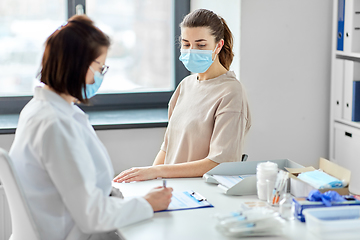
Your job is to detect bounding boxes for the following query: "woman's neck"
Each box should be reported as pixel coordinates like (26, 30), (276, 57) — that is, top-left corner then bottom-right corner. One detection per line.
(197, 59), (228, 81)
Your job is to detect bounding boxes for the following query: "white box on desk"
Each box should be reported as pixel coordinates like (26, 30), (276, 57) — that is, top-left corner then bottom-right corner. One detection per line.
(286, 158), (351, 197)
(203, 159), (304, 196)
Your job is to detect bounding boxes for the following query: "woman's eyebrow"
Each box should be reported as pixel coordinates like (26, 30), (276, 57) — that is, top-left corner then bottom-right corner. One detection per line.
(181, 39), (207, 42)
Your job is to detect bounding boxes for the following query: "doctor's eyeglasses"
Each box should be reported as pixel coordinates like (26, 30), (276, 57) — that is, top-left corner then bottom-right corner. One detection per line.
(94, 60), (109, 75)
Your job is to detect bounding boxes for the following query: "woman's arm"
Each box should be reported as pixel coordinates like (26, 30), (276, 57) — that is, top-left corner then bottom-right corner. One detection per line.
(113, 158), (219, 183)
(152, 150), (166, 166)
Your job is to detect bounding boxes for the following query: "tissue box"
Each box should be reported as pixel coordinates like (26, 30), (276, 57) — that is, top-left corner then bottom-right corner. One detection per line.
(286, 158), (351, 197)
(292, 197), (360, 222)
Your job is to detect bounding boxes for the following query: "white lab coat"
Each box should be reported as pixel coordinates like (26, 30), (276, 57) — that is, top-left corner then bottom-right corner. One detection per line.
(9, 87), (153, 240)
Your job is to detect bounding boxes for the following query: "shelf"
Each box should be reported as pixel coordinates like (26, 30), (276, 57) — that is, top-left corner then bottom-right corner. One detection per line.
(336, 51), (360, 62)
(334, 118), (360, 130)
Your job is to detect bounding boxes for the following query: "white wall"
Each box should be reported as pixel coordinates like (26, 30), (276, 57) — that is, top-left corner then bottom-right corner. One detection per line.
(96, 128), (166, 174)
(240, 0), (332, 167)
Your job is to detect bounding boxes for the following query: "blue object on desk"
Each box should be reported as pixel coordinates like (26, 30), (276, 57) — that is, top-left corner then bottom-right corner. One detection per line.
(293, 194), (360, 222)
(297, 170), (344, 189)
(307, 190), (346, 207)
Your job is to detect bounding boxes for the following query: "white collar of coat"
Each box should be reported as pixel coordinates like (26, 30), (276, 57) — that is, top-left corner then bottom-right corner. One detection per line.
(33, 86), (85, 118)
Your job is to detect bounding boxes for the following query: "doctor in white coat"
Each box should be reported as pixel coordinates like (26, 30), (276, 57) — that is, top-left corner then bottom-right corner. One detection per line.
(9, 15), (172, 240)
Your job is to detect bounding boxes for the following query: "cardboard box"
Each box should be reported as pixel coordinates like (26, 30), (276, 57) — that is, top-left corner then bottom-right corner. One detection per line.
(293, 197), (360, 222)
(203, 159), (304, 196)
(286, 158), (351, 197)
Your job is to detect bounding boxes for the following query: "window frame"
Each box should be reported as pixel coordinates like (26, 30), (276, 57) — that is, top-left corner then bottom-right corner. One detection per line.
(0, 0), (190, 114)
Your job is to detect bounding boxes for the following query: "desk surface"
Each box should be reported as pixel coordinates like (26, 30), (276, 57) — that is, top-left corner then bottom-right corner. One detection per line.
(113, 178), (320, 240)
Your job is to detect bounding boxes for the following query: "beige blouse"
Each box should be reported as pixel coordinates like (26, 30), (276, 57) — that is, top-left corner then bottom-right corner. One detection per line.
(161, 71), (251, 164)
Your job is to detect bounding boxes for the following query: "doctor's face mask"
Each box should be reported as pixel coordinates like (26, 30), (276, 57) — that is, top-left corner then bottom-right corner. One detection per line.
(82, 66), (103, 99)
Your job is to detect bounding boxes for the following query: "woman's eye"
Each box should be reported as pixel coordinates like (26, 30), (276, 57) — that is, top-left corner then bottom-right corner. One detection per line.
(198, 45), (206, 48)
(182, 44), (190, 47)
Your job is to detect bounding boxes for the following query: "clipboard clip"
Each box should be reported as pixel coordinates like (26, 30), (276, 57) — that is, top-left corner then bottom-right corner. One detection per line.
(190, 191), (207, 202)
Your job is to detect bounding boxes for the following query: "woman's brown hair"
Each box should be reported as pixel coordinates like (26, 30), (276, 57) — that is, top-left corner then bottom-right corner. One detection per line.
(39, 15), (110, 103)
(180, 9), (234, 71)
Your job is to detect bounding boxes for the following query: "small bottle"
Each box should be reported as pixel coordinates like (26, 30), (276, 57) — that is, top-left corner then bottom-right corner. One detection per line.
(279, 193), (294, 220)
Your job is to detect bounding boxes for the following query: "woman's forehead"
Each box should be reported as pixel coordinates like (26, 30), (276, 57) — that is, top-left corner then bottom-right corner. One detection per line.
(181, 27), (213, 41)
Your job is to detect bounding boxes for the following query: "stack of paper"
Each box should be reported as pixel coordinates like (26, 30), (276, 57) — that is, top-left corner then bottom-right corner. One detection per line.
(212, 175), (254, 189)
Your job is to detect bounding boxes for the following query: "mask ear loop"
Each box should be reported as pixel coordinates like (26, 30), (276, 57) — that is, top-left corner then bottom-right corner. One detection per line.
(212, 43), (220, 61)
(89, 66), (96, 74)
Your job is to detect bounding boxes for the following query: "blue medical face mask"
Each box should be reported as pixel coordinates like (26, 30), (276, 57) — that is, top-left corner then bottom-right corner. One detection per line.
(179, 45), (218, 73)
(82, 66), (103, 99)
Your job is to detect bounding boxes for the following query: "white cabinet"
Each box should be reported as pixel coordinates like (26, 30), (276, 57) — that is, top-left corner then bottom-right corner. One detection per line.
(330, 0), (360, 195)
(333, 122), (360, 169)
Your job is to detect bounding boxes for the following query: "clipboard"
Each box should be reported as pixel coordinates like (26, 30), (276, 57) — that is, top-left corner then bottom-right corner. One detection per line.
(157, 190), (213, 212)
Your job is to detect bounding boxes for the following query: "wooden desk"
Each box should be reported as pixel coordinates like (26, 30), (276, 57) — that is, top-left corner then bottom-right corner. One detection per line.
(114, 178), (320, 240)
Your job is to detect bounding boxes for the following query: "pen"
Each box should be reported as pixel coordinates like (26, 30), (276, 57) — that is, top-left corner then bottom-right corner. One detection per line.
(163, 179), (166, 188)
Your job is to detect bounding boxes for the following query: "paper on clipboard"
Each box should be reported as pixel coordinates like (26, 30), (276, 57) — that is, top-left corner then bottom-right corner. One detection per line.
(157, 190), (213, 212)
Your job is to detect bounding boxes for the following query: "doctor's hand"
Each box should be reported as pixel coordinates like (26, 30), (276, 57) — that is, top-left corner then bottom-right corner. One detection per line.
(113, 166), (160, 183)
(144, 186), (173, 212)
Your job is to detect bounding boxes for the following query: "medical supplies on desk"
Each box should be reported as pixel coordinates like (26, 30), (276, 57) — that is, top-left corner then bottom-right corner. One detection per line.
(293, 190), (360, 222)
(214, 208), (283, 237)
(303, 206), (360, 240)
(256, 161), (278, 201)
(286, 158), (351, 197)
(297, 170), (345, 189)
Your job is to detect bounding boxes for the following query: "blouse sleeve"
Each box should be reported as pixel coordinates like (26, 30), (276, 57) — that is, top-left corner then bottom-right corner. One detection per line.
(206, 85), (251, 163)
(206, 111), (249, 163)
(160, 83), (181, 152)
(39, 118), (153, 233)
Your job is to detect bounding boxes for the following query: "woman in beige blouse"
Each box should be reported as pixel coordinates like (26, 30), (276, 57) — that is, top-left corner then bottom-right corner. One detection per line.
(114, 9), (251, 183)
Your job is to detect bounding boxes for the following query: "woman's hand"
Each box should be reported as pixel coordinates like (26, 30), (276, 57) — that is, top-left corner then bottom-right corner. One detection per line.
(113, 166), (160, 183)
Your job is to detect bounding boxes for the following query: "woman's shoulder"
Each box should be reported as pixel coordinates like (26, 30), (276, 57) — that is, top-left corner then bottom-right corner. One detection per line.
(217, 72), (247, 96)
(179, 73), (197, 85)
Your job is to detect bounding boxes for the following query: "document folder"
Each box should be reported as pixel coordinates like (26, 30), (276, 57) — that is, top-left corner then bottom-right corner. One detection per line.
(203, 159), (304, 196)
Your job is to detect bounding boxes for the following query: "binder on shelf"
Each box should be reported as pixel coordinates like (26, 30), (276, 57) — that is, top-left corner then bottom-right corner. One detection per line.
(343, 61), (360, 121)
(344, 0), (360, 53)
(203, 159), (303, 196)
(337, 0), (345, 51)
(333, 59), (345, 119)
(352, 81), (360, 121)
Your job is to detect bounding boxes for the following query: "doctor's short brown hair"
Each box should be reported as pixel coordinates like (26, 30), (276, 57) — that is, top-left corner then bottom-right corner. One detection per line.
(39, 15), (110, 103)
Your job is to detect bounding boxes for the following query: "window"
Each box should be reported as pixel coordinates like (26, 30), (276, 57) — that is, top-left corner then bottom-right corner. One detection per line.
(0, 0), (67, 97)
(0, 0), (190, 114)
